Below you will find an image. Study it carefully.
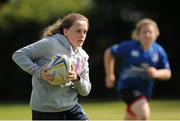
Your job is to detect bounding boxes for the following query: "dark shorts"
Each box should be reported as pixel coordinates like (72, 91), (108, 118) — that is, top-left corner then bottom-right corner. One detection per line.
(32, 103), (88, 120)
(119, 89), (150, 105)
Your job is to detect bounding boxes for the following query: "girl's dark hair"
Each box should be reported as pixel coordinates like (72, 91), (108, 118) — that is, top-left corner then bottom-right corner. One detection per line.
(42, 13), (89, 38)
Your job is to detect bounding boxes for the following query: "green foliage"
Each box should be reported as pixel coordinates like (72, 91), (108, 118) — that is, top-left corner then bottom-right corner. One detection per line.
(0, 0), (93, 29)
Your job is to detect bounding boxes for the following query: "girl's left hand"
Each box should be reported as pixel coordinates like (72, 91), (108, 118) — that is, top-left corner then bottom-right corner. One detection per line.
(68, 65), (80, 82)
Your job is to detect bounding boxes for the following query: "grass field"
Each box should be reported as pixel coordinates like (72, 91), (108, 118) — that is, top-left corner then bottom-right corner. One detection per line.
(0, 99), (180, 120)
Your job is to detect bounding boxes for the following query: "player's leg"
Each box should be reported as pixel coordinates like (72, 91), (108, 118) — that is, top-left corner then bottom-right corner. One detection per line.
(125, 109), (136, 120)
(65, 103), (88, 120)
(118, 89), (138, 120)
(119, 89), (150, 120)
(129, 96), (150, 120)
(32, 110), (65, 120)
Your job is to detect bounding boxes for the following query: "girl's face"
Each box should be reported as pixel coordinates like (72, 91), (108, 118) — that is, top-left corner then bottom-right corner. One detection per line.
(139, 24), (157, 46)
(64, 20), (88, 48)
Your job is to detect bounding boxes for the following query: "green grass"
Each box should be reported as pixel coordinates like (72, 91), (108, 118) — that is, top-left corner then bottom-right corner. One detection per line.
(0, 99), (180, 120)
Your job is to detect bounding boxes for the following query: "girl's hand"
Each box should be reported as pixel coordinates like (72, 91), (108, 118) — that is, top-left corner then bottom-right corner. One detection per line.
(147, 66), (158, 78)
(40, 65), (53, 81)
(105, 74), (116, 88)
(68, 65), (80, 82)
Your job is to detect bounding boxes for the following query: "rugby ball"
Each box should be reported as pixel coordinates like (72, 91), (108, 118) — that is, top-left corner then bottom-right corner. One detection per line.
(47, 54), (70, 86)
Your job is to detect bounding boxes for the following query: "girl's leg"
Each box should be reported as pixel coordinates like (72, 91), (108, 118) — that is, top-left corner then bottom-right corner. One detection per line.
(32, 110), (64, 120)
(125, 110), (136, 120)
(127, 96), (150, 120)
(66, 103), (88, 120)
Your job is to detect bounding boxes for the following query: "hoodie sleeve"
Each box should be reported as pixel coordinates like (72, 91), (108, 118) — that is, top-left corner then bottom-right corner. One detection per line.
(12, 38), (52, 79)
(73, 55), (91, 96)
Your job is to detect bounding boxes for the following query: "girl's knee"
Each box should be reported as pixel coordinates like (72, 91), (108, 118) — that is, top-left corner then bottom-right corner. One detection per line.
(130, 97), (151, 120)
(137, 110), (150, 120)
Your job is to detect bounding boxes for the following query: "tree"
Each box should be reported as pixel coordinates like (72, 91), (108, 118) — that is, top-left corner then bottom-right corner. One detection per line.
(0, 0), (93, 29)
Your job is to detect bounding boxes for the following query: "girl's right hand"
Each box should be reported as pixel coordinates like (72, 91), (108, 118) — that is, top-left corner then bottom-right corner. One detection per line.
(105, 74), (116, 89)
(40, 65), (53, 81)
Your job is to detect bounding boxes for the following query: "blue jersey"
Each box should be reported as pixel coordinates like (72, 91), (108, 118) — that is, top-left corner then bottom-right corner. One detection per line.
(110, 40), (170, 97)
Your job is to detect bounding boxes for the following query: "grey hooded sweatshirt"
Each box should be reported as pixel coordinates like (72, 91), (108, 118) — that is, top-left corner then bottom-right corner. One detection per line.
(12, 34), (91, 112)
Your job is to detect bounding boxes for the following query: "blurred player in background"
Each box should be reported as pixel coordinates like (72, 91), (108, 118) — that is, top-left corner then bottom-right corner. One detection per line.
(12, 13), (91, 120)
(104, 18), (171, 120)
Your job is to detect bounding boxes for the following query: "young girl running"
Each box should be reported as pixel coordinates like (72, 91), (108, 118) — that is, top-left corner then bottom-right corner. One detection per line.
(12, 13), (91, 120)
(104, 18), (171, 120)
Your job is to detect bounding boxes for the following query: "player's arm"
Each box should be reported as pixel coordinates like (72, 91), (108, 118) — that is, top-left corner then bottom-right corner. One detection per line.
(147, 67), (171, 80)
(68, 65), (80, 82)
(12, 38), (51, 78)
(147, 46), (172, 81)
(73, 57), (91, 96)
(40, 65), (53, 81)
(104, 48), (116, 88)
